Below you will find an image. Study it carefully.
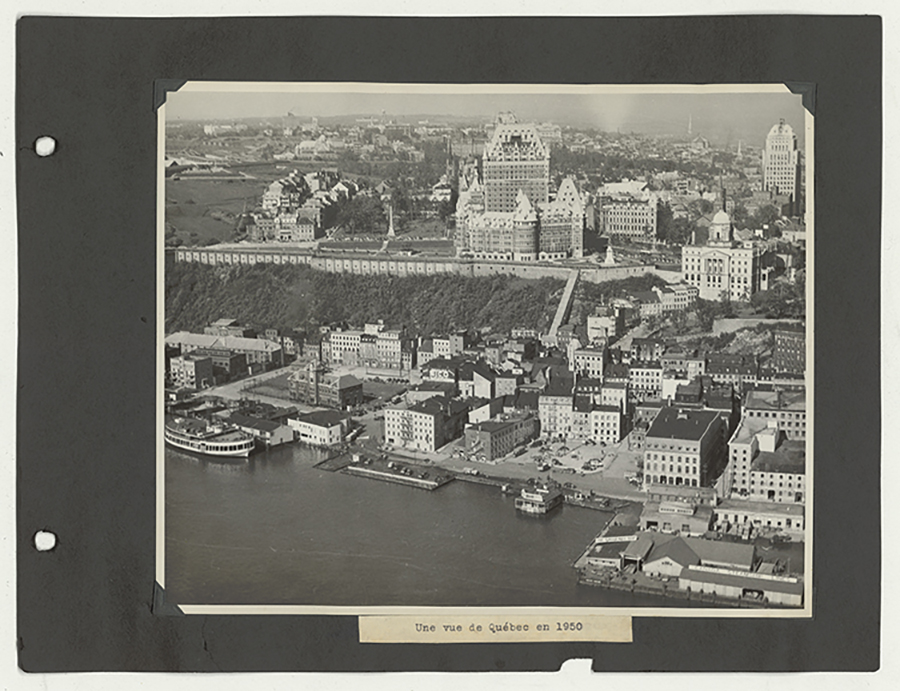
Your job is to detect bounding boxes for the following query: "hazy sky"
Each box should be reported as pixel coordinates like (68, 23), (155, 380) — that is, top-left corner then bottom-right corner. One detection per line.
(166, 87), (807, 147)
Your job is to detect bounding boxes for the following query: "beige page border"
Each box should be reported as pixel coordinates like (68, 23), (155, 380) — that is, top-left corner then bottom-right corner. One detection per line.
(156, 82), (813, 621)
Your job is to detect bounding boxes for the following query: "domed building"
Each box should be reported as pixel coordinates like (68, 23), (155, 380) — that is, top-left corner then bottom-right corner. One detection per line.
(681, 205), (764, 302)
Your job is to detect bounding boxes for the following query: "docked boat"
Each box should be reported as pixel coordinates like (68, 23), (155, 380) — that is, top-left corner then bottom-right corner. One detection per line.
(515, 486), (564, 515)
(164, 417), (256, 458)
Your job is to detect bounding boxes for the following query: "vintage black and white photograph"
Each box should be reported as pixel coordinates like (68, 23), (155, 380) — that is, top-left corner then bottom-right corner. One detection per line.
(158, 83), (811, 615)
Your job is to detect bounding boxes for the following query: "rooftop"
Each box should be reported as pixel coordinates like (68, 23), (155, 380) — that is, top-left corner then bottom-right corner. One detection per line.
(683, 536), (755, 569)
(716, 498), (805, 517)
(647, 407), (721, 442)
(295, 410), (347, 428)
(228, 413), (285, 433)
(645, 535), (701, 568)
(167, 331), (282, 353)
(745, 388), (807, 412)
(680, 565), (803, 596)
(729, 416), (770, 445)
(752, 439), (806, 475)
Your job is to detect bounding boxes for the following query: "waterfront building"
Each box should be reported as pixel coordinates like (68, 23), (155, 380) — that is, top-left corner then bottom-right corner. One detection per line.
(743, 386), (807, 441)
(227, 413), (294, 448)
(681, 209), (764, 301)
(287, 410), (349, 447)
(763, 119), (802, 209)
(638, 501), (714, 538)
(678, 566), (803, 607)
(169, 353), (213, 390)
(384, 397), (469, 453)
(714, 498), (805, 536)
(642, 407), (728, 490)
(464, 414), (538, 461)
(455, 114), (584, 261)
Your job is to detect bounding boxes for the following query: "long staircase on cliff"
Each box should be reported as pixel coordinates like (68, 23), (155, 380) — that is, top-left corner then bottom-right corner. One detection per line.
(546, 269), (580, 344)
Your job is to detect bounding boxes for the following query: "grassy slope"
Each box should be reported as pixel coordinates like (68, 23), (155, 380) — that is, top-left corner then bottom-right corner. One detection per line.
(165, 263), (565, 337)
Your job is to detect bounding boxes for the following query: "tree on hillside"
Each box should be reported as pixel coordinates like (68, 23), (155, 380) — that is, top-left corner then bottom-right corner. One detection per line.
(335, 195), (388, 234)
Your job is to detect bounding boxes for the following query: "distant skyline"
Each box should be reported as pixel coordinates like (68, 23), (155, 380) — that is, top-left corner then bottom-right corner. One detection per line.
(166, 86), (807, 148)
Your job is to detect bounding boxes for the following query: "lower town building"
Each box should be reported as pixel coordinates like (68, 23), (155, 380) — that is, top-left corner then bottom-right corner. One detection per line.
(169, 353), (213, 390)
(464, 414), (538, 461)
(287, 410), (350, 447)
(590, 404), (623, 445)
(677, 566), (803, 607)
(724, 415), (806, 501)
(166, 331), (284, 369)
(639, 501), (714, 537)
(713, 498), (805, 538)
(773, 326), (806, 375)
(743, 386), (807, 440)
(190, 347), (248, 383)
(629, 361), (663, 399)
(406, 381), (457, 405)
(572, 344), (606, 379)
(642, 407), (728, 490)
(706, 353), (758, 391)
(538, 384), (574, 438)
(384, 397), (470, 453)
(288, 362), (364, 410)
(226, 413), (294, 448)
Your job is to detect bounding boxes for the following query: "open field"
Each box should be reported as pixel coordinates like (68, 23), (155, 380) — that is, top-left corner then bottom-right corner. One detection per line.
(166, 177), (266, 246)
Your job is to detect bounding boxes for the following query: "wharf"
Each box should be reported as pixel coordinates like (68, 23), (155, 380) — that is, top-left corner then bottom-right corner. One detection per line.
(576, 570), (783, 609)
(342, 464), (454, 491)
(313, 453), (355, 471)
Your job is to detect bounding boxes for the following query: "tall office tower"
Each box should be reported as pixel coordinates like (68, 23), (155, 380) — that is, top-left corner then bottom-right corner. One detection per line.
(763, 119), (802, 207)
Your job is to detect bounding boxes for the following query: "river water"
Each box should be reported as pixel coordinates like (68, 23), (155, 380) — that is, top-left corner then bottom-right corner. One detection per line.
(164, 444), (685, 608)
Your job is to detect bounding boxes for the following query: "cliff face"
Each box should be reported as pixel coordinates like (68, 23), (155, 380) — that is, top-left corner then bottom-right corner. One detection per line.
(165, 262), (564, 337)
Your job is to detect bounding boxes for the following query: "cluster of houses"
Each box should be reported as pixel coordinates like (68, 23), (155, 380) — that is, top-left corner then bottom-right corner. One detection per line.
(243, 169), (360, 243)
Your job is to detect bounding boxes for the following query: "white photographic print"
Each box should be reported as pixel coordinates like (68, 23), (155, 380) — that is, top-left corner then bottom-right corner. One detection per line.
(157, 83), (812, 617)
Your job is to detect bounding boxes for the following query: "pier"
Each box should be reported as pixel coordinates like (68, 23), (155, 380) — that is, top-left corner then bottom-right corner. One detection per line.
(342, 461), (454, 491)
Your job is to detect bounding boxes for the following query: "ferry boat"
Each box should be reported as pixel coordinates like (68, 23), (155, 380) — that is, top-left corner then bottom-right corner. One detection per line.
(515, 486), (564, 515)
(164, 417), (256, 458)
